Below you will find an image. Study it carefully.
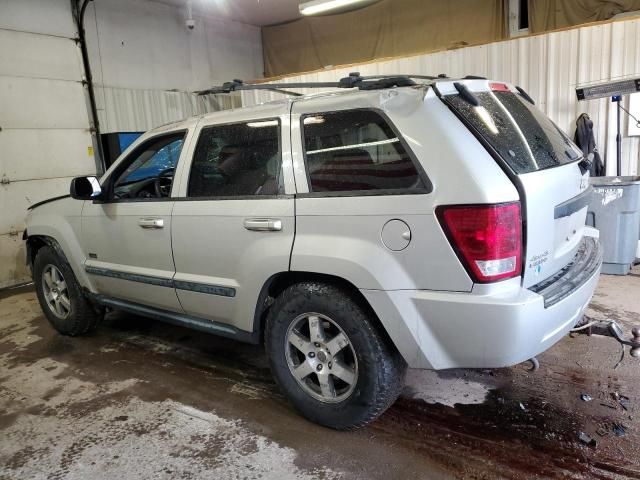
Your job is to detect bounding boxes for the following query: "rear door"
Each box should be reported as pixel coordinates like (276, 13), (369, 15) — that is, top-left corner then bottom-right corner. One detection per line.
(437, 80), (590, 287)
(171, 106), (295, 333)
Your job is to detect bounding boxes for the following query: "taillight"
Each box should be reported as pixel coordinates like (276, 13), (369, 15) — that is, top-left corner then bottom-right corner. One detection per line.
(436, 202), (522, 283)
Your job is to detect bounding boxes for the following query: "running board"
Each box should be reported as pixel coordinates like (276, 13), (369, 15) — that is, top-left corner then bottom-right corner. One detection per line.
(92, 295), (259, 344)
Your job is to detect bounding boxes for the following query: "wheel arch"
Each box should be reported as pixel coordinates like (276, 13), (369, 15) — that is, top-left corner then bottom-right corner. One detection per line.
(252, 271), (395, 348)
(26, 234), (60, 270)
(25, 232), (94, 292)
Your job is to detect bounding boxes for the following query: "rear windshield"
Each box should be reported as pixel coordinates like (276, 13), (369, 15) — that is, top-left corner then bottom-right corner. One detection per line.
(445, 90), (583, 174)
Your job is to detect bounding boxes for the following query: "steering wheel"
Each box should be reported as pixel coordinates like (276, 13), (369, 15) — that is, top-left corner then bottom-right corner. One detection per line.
(154, 167), (175, 198)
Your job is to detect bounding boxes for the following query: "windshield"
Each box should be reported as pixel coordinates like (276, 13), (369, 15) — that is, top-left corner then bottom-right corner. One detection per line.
(445, 90), (582, 174)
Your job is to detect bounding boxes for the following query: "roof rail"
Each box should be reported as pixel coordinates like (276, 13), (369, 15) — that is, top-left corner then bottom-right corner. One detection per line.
(195, 72), (439, 97)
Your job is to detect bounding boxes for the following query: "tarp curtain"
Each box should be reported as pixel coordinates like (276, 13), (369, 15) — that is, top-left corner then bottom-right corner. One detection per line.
(529, 0), (640, 33)
(262, 0), (506, 77)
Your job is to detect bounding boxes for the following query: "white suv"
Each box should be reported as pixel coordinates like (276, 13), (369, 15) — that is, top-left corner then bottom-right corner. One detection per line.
(24, 76), (602, 429)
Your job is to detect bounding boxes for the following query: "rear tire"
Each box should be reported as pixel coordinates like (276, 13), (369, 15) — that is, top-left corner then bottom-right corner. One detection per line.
(34, 245), (103, 336)
(265, 282), (406, 429)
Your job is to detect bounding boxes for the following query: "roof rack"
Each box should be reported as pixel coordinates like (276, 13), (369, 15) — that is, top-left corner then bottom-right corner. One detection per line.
(195, 72), (442, 97)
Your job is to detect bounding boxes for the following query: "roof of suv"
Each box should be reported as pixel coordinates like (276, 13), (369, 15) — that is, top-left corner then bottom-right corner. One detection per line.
(150, 74), (498, 135)
(152, 81), (439, 134)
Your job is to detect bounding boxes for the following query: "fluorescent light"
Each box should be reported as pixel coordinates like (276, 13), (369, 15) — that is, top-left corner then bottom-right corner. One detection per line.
(299, 0), (374, 16)
(246, 120), (278, 128)
(303, 116), (325, 125)
(474, 106), (499, 135)
(306, 138), (398, 155)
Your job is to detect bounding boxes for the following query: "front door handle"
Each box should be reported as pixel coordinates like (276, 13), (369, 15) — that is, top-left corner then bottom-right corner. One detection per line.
(243, 218), (282, 232)
(138, 217), (164, 229)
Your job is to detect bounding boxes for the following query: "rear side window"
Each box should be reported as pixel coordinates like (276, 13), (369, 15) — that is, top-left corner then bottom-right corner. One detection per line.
(188, 119), (282, 197)
(302, 110), (426, 193)
(445, 91), (583, 174)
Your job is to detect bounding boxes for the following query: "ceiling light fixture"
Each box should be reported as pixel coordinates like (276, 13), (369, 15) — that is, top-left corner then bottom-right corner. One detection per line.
(246, 120), (279, 128)
(303, 116), (325, 125)
(299, 0), (380, 16)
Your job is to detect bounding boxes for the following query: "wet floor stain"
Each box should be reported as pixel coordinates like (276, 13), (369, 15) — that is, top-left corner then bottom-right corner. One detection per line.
(2, 286), (640, 479)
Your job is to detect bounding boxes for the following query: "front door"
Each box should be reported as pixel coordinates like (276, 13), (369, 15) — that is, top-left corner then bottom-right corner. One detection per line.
(82, 131), (189, 312)
(171, 107), (295, 333)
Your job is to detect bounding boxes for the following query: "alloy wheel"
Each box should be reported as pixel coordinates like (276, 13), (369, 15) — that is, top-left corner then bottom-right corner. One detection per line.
(42, 264), (71, 319)
(285, 312), (358, 403)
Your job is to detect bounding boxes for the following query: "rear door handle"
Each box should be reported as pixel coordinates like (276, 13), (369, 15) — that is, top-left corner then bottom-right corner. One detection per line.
(243, 218), (282, 232)
(138, 217), (164, 229)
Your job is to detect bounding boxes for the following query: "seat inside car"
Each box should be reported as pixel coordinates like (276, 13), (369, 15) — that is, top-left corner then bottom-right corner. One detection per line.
(309, 148), (376, 191)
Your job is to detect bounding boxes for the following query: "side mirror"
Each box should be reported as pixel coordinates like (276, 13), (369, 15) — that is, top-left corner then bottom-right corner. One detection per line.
(70, 176), (102, 200)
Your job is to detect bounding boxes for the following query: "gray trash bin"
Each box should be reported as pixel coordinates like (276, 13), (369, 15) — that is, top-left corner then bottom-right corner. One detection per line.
(587, 176), (640, 275)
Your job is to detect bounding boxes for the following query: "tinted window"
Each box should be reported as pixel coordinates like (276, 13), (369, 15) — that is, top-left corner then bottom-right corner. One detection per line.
(188, 120), (282, 197)
(302, 110), (425, 193)
(446, 91), (583, 174)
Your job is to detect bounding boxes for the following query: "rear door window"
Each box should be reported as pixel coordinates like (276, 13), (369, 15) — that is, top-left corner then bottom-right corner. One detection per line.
(302, 109), (427, 193)
(188, 119), (282, 197)
(445, 90), (583, 174)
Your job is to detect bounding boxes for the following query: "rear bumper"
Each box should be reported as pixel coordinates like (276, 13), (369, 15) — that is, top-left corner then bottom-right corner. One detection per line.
(362, 236), (603, 369)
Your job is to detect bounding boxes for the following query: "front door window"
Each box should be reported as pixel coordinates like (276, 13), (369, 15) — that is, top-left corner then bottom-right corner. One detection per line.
(112, 133), (185, 199)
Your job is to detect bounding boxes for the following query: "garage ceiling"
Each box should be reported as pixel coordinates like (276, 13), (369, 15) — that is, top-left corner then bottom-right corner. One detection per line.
(151, 0), (303, 26)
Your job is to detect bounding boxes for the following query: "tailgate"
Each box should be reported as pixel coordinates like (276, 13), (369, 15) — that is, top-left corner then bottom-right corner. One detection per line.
(436, 79), (591, 286)
(519, 164), (590, 287)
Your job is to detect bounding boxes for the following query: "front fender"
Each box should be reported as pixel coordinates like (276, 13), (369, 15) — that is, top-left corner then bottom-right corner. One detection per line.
(25, 198), (96, 291)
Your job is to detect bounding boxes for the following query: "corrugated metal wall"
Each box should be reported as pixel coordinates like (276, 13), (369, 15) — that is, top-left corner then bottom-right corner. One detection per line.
(96, 87), (241, 133)
(244, 17), (640, 175)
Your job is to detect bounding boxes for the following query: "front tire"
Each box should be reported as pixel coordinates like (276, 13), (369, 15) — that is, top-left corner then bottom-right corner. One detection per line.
(34, 245), (103, 336)
(265, 282), (406, 429)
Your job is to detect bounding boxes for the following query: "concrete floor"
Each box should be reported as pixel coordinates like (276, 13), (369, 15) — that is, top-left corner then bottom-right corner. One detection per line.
(1, 268), (639, 479)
